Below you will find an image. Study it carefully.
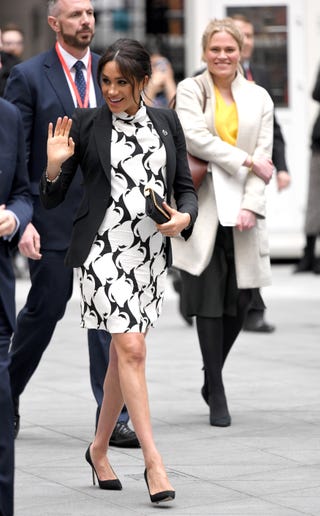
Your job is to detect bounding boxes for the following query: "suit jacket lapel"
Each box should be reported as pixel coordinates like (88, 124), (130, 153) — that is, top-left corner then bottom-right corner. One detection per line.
(44, 49), (104, 113)
(43, 48), (75, 115)
(93, 104), (112, 180)
(146, 107), (174, 188)
(147, 107), (169, 146)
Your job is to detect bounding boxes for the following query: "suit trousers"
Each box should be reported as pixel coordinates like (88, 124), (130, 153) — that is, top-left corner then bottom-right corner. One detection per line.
(9, 249), (129, 425)
(9, 250), (74, 398)
(0, 305), (14, 516)
(304, 151), (320, 234)
(87, 329), (129, 427)
(247, 288), (266, 314)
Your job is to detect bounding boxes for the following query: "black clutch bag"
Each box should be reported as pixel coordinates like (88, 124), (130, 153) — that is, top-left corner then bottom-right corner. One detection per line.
(144, 187), (170, 224)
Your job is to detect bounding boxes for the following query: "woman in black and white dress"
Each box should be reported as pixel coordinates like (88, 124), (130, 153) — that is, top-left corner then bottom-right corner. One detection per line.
(40, 38), (197, 504)
(79, 104), (169, 333)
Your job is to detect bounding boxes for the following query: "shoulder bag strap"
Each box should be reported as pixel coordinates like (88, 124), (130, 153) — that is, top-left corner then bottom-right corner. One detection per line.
(192, 75), (207, 113)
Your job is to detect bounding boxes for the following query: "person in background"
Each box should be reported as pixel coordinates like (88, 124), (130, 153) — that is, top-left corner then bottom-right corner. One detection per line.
(144, 52), (176, 108)
(231, 13), (290, 333)
(294, 66), (320, 273)
(1, 24), (29, 277)
(1, 24), (24, 60)
(0, 96), (32, 516)
(40, 37), (197, 503)
(4, 0), (138, 448)
(0, 29), (20, 96)
(174, 18), (273, 427)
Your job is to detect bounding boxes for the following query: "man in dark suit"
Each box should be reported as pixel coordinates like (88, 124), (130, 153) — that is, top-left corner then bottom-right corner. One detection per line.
(0, 97), (32, 516)
(4, 0), (138, 447)
(232, 14), (291, 333)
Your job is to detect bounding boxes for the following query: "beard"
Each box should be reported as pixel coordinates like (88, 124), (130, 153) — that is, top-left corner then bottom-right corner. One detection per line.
(60, 27), (94, 50)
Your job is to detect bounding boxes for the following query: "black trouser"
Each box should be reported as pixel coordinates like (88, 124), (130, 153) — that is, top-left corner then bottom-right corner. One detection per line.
(0, 305), (14, 516)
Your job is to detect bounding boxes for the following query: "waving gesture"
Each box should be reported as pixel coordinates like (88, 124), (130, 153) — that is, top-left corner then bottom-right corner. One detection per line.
(46, 116), (75, 181)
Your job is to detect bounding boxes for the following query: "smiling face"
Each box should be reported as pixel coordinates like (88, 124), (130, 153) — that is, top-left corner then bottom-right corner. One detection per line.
(203, 30), (241, 82)
(100, 60), (146, 116)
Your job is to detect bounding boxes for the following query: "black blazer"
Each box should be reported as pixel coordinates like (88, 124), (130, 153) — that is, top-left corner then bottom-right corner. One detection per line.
(40, 104), (198, 268)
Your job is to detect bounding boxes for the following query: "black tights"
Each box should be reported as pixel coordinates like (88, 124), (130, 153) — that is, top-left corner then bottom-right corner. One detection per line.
(196, 289), (252, 422)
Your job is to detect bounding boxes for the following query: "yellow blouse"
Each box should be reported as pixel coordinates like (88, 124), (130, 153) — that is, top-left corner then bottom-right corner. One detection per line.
(214, 85), (238, 146)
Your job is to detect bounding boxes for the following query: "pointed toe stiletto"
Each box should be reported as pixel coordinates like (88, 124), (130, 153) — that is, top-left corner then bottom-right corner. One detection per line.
(85, 444), (122, 490)
(144, 469), (175, 504)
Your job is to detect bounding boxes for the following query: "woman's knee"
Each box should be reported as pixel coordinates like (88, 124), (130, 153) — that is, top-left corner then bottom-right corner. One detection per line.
(113, 334), (146, 367)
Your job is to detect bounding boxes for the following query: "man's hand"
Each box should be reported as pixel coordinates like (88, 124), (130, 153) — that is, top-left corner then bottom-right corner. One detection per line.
(277, 170), (291, 191)
(0, 204), (17, 237)
(18, 222), (42, 260)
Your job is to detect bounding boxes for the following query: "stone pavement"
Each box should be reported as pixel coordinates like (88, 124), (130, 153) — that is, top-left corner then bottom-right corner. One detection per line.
(13, 265), (320, 516)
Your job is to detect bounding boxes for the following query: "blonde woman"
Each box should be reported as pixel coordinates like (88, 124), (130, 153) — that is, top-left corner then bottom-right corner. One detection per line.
(174, 18), (274, 427)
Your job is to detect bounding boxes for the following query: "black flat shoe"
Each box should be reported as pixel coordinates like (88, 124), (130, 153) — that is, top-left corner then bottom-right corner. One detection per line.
(209, 393), (231, 427)
(293, 255), (314, 273)
(109, 422), (140, 448)
(243, 319), (275, 333)
(144, 469), (175, 504)
(85, 444), (122, 490)
(210, 413), (231, 427)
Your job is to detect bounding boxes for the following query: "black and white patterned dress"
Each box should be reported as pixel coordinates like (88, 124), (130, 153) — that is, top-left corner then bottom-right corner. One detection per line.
(78, 105), (168, 333)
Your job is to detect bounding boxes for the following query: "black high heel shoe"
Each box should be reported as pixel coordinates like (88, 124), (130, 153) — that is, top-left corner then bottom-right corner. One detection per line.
(85, 444), (122, 490)
(144, 469), (175, 504)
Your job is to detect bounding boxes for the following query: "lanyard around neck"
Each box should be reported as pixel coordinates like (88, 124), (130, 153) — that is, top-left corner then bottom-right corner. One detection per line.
(55, 42), (92, 108)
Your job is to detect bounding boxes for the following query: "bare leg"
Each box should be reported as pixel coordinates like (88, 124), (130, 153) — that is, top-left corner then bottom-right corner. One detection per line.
(90, 332), (174, 495)
(89, 338), (124, 480)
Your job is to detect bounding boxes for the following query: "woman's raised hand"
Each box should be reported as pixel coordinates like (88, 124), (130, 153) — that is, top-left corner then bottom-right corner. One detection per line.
(47, 116), (75, 169)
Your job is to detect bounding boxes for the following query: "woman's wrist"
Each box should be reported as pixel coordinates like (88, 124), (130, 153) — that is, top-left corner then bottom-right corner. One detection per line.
(45, 164), (62, 183)
(184, 213), (192, 230)
(246, 155), (254, 172)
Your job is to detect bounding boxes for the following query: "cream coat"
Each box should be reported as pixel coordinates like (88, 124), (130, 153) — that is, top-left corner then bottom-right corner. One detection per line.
(172, 70), (274, 288)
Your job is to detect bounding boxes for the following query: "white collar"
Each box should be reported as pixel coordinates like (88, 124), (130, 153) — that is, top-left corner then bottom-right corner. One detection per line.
(57, 42), (90, 70)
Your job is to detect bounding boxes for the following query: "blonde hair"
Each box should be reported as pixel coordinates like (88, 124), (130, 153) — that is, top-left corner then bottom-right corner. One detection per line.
(201, 17), (243, 58)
